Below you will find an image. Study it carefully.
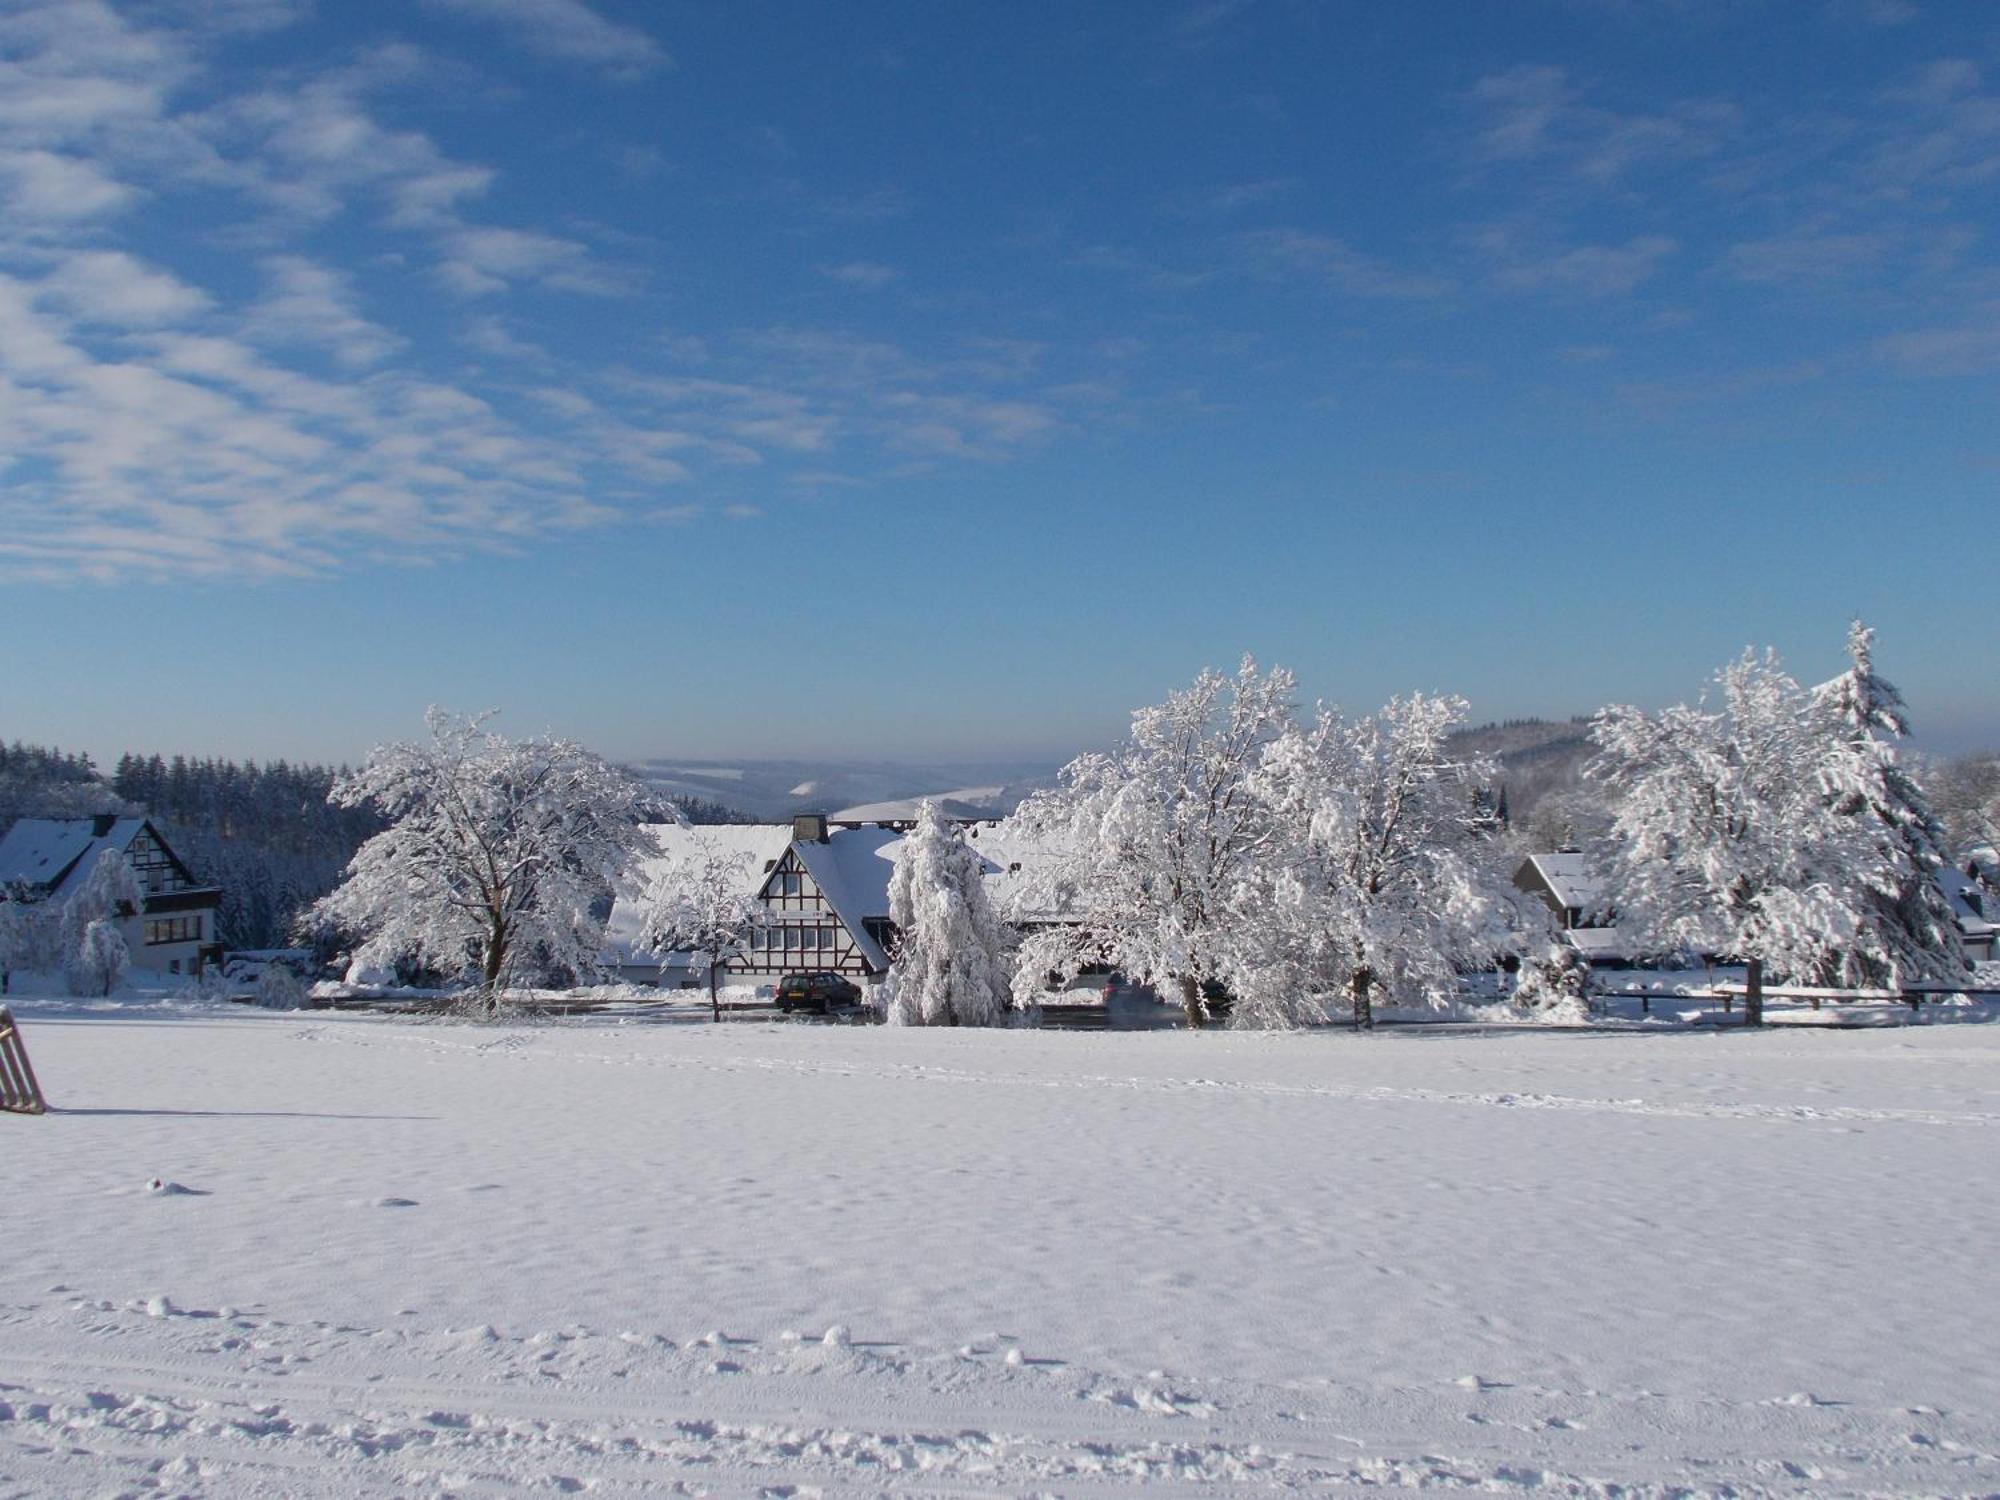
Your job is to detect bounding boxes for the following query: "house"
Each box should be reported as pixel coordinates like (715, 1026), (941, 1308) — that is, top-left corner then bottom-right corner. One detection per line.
(603, 811), (1068, 986)
(1511, 850), (1628, 963)
(1939, 865), (1996, 963)
(0, 815), (224, 975)
(1513, 849), (1998, 969)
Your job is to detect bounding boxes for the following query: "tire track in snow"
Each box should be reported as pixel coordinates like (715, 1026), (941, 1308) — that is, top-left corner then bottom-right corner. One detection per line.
(296, 1026), (2000, 1130)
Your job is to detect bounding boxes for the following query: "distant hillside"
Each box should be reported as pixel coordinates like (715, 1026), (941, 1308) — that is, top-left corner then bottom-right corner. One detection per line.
(1447, 718), (1602, 842)
(628, 759), (1061, 822)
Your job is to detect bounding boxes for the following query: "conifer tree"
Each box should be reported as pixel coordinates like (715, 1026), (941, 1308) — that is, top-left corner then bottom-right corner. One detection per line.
(885, 800), (1015, 1027)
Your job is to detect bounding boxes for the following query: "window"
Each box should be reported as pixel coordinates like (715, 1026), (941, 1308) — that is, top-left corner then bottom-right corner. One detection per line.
(144, 916), (201, 946)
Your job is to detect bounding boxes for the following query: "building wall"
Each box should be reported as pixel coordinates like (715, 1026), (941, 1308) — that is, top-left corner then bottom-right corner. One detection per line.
(118, 904), (217, 974)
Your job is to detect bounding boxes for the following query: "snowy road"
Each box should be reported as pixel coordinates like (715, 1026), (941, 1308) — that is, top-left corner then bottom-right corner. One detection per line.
(4, 1007), (1999, 1495)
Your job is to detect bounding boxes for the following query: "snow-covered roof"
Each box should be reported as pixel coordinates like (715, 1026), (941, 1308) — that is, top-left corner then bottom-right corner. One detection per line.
(793, 827), (903, 970)
(1939, 867), (1996, 939)
(601, 824), (795, 963)
(1562, 927), (1630, 960)
(0, 817), (150, 898)
(1525, 851), (1608, 915)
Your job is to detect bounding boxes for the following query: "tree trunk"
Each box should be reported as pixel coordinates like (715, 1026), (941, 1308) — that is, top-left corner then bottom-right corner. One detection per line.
(1177, 974), (1204, 1029)
(708, 959), (720, 1023)
(1744, 956), (1763, 1028)
(482, 918), (507, 1017)
(1352, 967), (1374, 1031)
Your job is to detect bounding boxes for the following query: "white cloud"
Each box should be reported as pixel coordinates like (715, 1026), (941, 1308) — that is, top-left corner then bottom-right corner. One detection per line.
(1462, 65), (1737, 186)
(245, 256), (403, 365)
(436, 224), (625, 296)
(1479, 230), (1677, 296)
(1722, 225), (1896, 284)
(1876, 305), (2000, 376)
(1237, 228), (1454, 299)
(0, 147), (133, 219)
(818, 260), (901, 289)
(421, 0), (669, 78)
(39, 250), (211, 326)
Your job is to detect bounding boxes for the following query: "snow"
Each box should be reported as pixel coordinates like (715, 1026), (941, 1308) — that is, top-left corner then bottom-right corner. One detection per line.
(6, 994), (2000, 1494)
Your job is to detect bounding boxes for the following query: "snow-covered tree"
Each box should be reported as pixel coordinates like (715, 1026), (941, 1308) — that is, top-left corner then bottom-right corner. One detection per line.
(0, 893), (59, 995)
(60, 847), (143, 958)
(1590, 648), (1916, 1024)
(59, 848), (144, 996)
(1810, 620), (1968, 988)
(1511, 939), (1592, 1022)
(1925, 752), (2000, 862)
(884, 799), (1015, 1027)
(635, 834), (762, 1019)
(71, 917), (128, 997)
(1241, 693), (1508, 1028)
(1015, 657), (1294, 1026)
(256, 962), (309, 1009)
(312, 709), (651, 1008)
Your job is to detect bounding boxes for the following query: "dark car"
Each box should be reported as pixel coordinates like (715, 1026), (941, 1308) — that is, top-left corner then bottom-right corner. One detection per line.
(776, 971), (863, 1014)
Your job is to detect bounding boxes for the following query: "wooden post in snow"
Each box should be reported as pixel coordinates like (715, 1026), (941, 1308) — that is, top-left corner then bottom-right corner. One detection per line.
(0, 1007), (48, 1115)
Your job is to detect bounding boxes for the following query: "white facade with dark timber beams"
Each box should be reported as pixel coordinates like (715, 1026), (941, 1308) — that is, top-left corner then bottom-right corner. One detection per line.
(735, 817), (896, 978)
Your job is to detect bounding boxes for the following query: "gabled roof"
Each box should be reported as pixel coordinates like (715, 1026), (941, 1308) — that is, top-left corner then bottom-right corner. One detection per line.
(1524, 851), (1608, 916)
(0, 817), (151, 898)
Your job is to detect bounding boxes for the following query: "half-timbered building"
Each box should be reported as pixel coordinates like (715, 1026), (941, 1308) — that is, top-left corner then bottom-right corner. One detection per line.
(0, 815), (224, 974)
(602, 811), (1058, 987)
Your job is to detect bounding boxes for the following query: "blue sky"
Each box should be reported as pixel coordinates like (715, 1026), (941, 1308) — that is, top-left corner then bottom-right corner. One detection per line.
(5, 0), (1997, 766)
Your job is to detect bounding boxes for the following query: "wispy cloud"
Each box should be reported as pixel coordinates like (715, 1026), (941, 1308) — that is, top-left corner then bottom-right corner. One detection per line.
(1462, 64), (1738, 186)
(245, 256), (402, 364)
(1876, 304), (2000, 376)
(1238, 228), (1455, 299)
(818, 260), (901, 289)
(1474, 225), (1677, 296)
(420, 0), (669, 79)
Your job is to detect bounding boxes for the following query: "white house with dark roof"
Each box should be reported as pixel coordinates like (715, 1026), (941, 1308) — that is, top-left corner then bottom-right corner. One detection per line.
(0, 815), (223, 975)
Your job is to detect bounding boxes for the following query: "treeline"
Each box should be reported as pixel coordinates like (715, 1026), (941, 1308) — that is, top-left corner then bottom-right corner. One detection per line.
(0, 741), (129, 822)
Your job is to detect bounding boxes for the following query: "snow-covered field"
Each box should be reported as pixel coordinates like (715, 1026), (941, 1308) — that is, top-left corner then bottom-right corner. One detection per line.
(5, 998), (2000, 1496)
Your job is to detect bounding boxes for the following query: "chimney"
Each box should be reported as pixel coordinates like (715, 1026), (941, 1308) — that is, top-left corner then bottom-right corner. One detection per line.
(92, 813), (117, 838)
(793, 812), (830, 844)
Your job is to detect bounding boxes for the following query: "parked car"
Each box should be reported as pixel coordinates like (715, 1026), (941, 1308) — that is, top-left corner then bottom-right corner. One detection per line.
(776, 972), (863, 1014)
